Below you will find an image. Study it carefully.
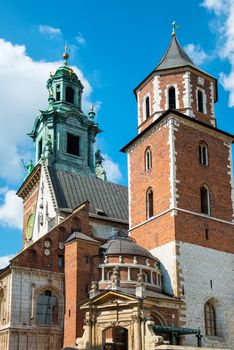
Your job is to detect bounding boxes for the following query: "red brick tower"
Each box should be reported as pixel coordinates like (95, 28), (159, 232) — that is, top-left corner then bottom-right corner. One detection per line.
(122, 32), (234, 348)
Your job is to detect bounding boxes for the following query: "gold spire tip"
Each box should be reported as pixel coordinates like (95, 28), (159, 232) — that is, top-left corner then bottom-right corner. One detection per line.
(63, 43), (69, 64)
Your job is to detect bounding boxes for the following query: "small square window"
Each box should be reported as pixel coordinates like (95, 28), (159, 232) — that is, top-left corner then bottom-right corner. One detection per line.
(67, 133), (80, 156)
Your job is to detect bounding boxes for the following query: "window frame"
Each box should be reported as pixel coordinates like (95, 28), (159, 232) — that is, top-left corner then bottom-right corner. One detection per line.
(145, 147), (152, 171)
(204, 301), (217, 336)
(146, 187), (154, 219)
(36, 289), (59, 326)
(197, 88), (207, 114)
(66, 133), (80, 157)
(199, 142), (209, 166)
(65, 86), (75, 104)
(168, 86), (176, 109)
(56, 84), (61, 101)
(143, 93), (151, 120)
(200, 184), (210, 216)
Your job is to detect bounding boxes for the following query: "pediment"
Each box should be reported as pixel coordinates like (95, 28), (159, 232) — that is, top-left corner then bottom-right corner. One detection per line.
(81, 290), (138, 308)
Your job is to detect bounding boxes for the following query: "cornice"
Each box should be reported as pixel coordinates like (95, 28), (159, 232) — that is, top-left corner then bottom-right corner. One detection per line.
(16, 163), (41, 200)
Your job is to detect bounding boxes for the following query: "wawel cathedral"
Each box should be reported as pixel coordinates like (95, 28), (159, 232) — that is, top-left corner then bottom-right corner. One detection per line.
(0, 29), (234, 350)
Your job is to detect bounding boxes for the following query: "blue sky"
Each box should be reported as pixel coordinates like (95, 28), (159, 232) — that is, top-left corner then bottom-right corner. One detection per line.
(0, 0), (234, 264)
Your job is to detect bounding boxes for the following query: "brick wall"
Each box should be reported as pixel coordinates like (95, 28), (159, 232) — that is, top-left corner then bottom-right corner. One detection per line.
(129, 124), (170, 228)
(12, 203), (90, 273)
(175, 122), (233, 222)
(136, 68), (217, 133)
(63, 238), (100, 347)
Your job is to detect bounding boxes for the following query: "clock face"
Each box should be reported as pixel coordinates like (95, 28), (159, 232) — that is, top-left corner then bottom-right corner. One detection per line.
(26, 213), (35, 240)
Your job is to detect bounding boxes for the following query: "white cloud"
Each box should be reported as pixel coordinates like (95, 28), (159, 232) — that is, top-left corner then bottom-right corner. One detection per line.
(39, 25), (62, 39)
(184, 43), (209, 65)
(202, 0), (234, 106)
(0, 189), (23, 229)
(201, 0), (225, 14)
(0, 38), (95, 182)
(103, 154), (122, 183)
(75, 32), (86, 46)
(0, 255), (13, 269)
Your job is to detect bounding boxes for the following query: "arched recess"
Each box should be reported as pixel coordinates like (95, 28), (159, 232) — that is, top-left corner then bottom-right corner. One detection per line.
(151, 311), (166, 326)
(204, 298), (224, 337)
(103, 326), (128, 350)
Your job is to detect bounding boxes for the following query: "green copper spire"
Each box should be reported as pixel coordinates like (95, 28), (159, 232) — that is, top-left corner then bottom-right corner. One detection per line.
(28, 47), (101, 176)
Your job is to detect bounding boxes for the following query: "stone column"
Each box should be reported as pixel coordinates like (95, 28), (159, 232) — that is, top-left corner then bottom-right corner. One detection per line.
(132, 312), (142, 350)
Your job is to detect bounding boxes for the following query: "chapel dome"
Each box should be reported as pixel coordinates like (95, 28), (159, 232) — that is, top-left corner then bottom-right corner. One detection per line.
(100, 230), (157, 261)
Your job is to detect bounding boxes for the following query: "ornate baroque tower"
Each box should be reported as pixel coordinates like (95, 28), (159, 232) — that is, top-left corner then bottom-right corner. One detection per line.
(122, 31), (234, 348)
(17, 49), (102, 245)
(29, 50), (100, 175)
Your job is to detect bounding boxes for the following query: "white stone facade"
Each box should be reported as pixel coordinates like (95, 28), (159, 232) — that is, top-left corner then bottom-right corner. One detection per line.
(151, 241), (234, 349)
(0, 267), (64, 350)
(32, 162), (57, 242)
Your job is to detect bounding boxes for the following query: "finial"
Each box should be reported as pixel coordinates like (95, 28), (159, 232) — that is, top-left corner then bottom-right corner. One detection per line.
(88, 105), (96, 120)
(63, 43), (69, 66)
(172, 21), (179, 36)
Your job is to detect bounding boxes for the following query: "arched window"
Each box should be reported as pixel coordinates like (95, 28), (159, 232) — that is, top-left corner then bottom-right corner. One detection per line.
(197, 90), (204, 113)
(145, 147), (152, 170)
(204, 301), (216, 336)
(168, 87), (176, 109)
(200, 185), (210, 215)
(56, 84), (61, 101)
(36, 290), (58, 325)
(66, 87), (74, 104)
(199, 142), (209, 166)
(145, 96), (150, 119)
(146, 188), (154, 219)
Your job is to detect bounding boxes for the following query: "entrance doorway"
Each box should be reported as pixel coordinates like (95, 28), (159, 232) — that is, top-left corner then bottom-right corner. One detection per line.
(103, 326), (128, 350)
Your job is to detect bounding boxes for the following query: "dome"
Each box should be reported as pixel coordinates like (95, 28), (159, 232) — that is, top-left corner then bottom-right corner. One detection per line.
(101, 231), (157, 260)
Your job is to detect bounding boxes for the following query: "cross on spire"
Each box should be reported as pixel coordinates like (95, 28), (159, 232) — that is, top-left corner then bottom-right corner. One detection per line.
(172, 21), (179, 36)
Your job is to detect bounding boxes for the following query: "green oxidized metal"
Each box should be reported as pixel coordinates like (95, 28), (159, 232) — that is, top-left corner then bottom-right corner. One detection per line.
(28, 58), (101, 176)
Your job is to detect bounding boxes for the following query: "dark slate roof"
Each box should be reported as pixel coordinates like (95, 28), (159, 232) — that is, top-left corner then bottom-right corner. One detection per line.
(65, 231), (100, 244)
(101, 231), (156, 260)
(49, 168), (128, 222)
(155, 34), (196, 71)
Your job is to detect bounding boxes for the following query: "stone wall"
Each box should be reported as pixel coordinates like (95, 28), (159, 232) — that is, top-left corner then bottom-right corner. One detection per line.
(151, 241), (234, 349)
